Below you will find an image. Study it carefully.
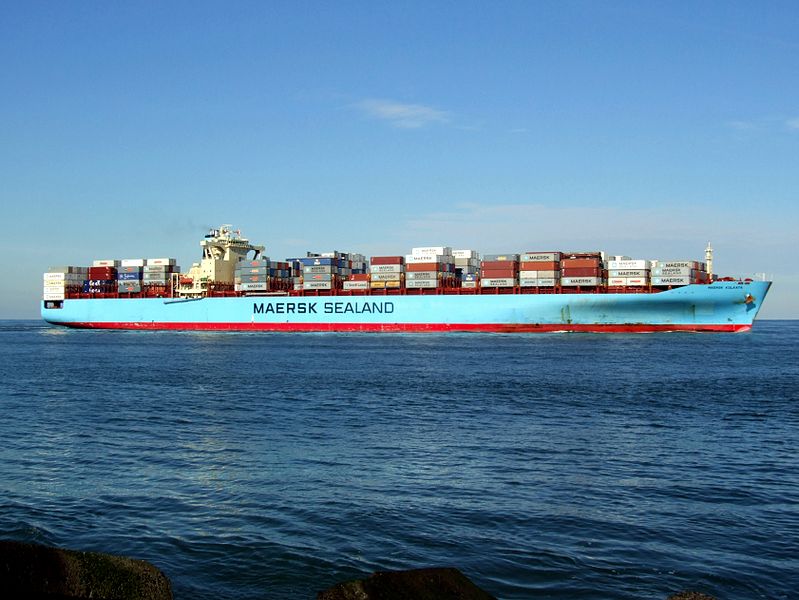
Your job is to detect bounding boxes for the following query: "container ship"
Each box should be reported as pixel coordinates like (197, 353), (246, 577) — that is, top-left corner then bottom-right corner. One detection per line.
(41, 225), (771, 333)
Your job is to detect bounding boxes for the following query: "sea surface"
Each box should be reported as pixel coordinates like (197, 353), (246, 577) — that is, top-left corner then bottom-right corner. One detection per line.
(0, 320), (797, 599)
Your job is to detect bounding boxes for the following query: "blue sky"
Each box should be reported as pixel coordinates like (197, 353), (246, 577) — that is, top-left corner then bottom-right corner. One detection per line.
(1, 1), (797, 318)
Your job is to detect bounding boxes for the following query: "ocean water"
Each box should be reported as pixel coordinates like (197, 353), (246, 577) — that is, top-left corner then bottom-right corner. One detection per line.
(0, 320), (797, 599)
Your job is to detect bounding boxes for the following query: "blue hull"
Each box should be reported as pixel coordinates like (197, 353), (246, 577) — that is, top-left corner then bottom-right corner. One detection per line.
(41, 281), (771, 333)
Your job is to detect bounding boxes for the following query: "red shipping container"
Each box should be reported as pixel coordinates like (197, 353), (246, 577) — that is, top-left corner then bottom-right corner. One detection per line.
(406, 262), (442, 272)
(561, 267), (602, 277)
(562, 258), (601, 268)
(481, 260), (519, 270)
(88, 267), (117, 278)
(519, 261), (560, 270)
(481, 268), (518, 278)
(349, 274), (370, 281)
(370, 256), (404, 265)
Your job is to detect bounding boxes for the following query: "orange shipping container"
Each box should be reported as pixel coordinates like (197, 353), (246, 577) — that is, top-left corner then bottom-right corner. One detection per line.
(407, 262), (442, 272)
(519, 261), (560, 270)
(561, 258), (601, 268)
(481, 269), (518, 278)
(481, 260), (519, 270)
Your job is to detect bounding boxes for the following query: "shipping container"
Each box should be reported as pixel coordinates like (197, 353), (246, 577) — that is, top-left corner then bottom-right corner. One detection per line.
(411, 246), (452, 257)
(452, 249), (479, 259)
(370, 256), (404, 265)
(236, 282), (269, 291)
(606, 259), (650, 270)
(481, 269), (518, 279)
(370, 264), (404, 273)
(406, 279), (438, 288)
(561, 277), (603, 286)
(521, 252), (561, 262)
(92, 259), (119, 267)
(482, 254), (519, 262)
(303, 281), (335, 290)
(561, 258), (601, 269)
(120, 259), (146, 267)
(343, 281), (369, 290)
(519, 261), (560, 271)
(117, 272), (142, 281)
(652, 276), (697, 286)
(609, 269), (649, 278)
(370, 272), (404, 282)
(481, 278), (516, 287)
(406, 271), (439, 281)
(561, 267), (602, 277)
(146, 258), (177, 266)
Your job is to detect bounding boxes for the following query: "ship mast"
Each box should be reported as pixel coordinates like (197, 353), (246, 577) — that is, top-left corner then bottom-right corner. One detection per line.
(705, 242), (713, 280)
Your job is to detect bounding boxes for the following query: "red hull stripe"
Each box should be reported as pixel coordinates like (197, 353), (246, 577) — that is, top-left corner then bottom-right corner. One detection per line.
(61, 322), (752, 333)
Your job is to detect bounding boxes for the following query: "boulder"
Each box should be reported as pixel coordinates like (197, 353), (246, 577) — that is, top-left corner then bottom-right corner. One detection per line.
(0, 540), (172, 600)
(317, 566), (496, 600)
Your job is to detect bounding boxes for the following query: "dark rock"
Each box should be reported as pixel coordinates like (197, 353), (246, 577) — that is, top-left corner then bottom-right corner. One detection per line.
(317, 566), (496, 600)
(0, 540), (172, 600)
(667, 592), (717, 600)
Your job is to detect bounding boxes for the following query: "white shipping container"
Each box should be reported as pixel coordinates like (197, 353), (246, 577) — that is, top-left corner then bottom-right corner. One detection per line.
(461, 281), (478, 288)
(452, 249), (479, 259)
(520, 252), (560, 262)
(43, 272), (81, 282)
(370, 264), (404, 274)
(405, 271), (439, 281)
(534, 278), (558, 286)
(405, 279), (438, 288)
(42, 284), (67, 293)
(609, 277), (649, 286)
(652, 267), (695, 277)
(454, 257), (481, 267)
(343, 281), (369, 290)
(236, 282), (269, 291)
(146, 258), (177, 266)
(370, 272), (404, 282)
(659, 261), (699, 269)
(43, 292), (65, 301)
(303, 281), (334, 290)
(411, 246), (452, 257)
(480, 278), (516, 287)
(405, 254), (447, 264)
(92, 259), (119, 267)
(561, 277), (603, 286)
(607, 259), (650, 270)
(652, 276), (692, 286)
(120, 258), (146, 267)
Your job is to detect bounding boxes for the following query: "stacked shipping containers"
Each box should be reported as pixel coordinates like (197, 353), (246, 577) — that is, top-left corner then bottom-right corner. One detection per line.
(651, 261), (709, 287)
(453, 250), (480, 288)
(519, 252), (561, 288)
(406, 247), (457, 290)
(561, 253), (604, 287)
(480, 254), (519, 288)
(143, 258), (179, 288)
(43, 266), (87, 301)
(607, 258), (651, 287)
(117, 259), (145, 294)
(236, 258), (293, 292)
(235, 258), (270, 292)
(86, 260), (118, 294)
(369, 256), (404, 290)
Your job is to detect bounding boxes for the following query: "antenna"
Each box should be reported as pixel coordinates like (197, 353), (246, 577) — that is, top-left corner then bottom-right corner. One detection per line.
(705, 242), (713, 279)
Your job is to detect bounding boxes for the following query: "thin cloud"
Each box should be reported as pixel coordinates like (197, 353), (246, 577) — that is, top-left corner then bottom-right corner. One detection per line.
(355, 98), (449, 129)
(787, 118), (799, 131)
(727, 120), (758, 131)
